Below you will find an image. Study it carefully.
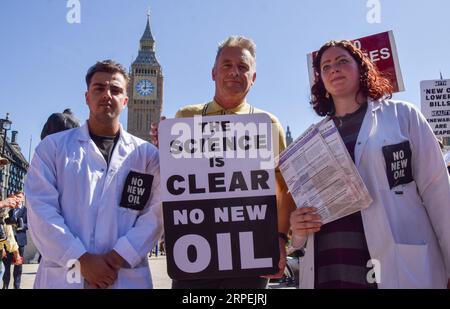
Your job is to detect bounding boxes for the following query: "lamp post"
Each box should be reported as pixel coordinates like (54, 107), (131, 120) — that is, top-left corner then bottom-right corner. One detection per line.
(0, 113), (12, 156)
(0, 113), (12, 199)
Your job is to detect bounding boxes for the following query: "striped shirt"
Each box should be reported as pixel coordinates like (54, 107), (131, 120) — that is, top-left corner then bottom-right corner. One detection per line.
(314, 103), (377, 289)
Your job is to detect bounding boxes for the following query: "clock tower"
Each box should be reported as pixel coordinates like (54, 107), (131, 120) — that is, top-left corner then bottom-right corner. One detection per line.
(127, 13), (163, 142)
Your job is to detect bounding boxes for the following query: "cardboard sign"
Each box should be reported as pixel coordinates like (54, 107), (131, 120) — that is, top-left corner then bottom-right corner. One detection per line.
(420, 79), (450, 138)
(159, 114), (279, 280)
(307, 31), (404, 93)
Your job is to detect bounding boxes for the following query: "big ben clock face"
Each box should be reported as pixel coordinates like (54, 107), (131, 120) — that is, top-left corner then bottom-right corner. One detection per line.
(136, 79), (154, 97)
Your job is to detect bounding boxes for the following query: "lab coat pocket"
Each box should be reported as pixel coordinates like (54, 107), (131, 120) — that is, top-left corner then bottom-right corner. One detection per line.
(116, 266), (152, 289)
(379, 185), (429, 245)
(41, 265), (83, 289)
(396, 243), (432, 288)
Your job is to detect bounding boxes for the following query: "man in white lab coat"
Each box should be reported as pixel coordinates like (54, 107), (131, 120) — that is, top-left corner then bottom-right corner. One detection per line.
(25, 60), (162, 289)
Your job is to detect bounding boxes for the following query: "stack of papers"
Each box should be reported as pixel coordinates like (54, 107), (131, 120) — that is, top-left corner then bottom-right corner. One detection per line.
(279, 119), (372, 224)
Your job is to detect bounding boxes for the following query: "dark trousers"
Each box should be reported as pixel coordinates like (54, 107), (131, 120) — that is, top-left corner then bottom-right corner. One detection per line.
(2, 246), (24, 289)
(172, 277), (268, 289)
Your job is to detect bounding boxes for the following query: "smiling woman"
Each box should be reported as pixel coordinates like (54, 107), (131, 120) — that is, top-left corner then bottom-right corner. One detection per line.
(311, 40), (392, 117)
(289, 40), (450, 289)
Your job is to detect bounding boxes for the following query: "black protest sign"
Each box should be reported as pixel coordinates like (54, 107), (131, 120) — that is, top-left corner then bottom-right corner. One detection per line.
(120, 171), (154, 210)
(159, 114), (279, 280)
(163, 196), (279, 279)
(382, 141), (413, 189)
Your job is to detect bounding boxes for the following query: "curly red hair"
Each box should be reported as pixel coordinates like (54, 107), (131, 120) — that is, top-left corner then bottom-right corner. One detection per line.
(311, 40), (393, 116)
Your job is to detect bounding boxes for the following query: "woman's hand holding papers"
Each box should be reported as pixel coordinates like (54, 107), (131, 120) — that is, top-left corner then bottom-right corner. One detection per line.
(290, 207), (322, 237)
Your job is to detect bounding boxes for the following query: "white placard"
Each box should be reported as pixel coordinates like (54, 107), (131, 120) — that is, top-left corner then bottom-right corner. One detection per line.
(159, 114), (280, 280)
(420, 79), (450, 138)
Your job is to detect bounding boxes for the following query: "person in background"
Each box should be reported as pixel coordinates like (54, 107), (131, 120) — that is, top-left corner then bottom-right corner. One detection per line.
(40, 108), (80, 140)
(0, 251), (4, 283)
(1, 191), (24, 289)
(290, 40), (450, 289)
(437, 138), (450, 175)
(28, 108), (82, 265)
(2, 192), (27, 289)
(0, 155), (11, 283)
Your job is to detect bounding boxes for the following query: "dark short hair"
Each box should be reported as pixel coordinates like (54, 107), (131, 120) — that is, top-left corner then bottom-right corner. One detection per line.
(311, 40), (393, 116)
(85, 60), (130, 88)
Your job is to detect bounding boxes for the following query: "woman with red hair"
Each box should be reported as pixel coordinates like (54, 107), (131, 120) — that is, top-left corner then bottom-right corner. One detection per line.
(290, 40), (450, 289)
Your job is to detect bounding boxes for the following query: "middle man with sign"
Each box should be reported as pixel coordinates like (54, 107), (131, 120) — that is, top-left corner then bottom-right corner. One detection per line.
(152, 36), (295, 289)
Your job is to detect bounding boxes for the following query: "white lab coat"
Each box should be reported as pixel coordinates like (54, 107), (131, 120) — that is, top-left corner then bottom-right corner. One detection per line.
(296, 99), (450, 289)
(25, 123), (162, 289)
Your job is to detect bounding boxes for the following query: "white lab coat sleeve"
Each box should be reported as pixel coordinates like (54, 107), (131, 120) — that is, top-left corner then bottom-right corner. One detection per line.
(407, 103), (450, 278)
(113, 151), (163, 268)
(25, 140), (87, 267)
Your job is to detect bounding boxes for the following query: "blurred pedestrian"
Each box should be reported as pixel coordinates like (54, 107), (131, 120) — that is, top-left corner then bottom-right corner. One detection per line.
(2, 192), (27, 289)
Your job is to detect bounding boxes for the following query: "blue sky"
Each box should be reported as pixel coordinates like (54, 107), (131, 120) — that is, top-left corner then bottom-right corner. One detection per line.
(1, 0), (449, 160)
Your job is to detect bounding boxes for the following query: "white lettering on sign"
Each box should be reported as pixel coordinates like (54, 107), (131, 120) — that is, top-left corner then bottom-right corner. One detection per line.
(390, 159), (408, 171)
(175, 205), (268, 225)
(393, 150), (404, 161)
(126, 177), (146, 204)
(172, 232), (272, 273)
(173, 209), (205, 225)
(214, 205), (267, 223)
(173, 234), (211, 273)
(421, 79), (450, 138)
(391, 150), (408, 180)
(174, 209), (188, 225)
(231, 206), (245, 221)
(350, 44), (390, 64)
(217, 233), (233, 270)
(131, 177), (144, 187)
(128, 195), (140, 204)
(190, 209), (204, 224)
